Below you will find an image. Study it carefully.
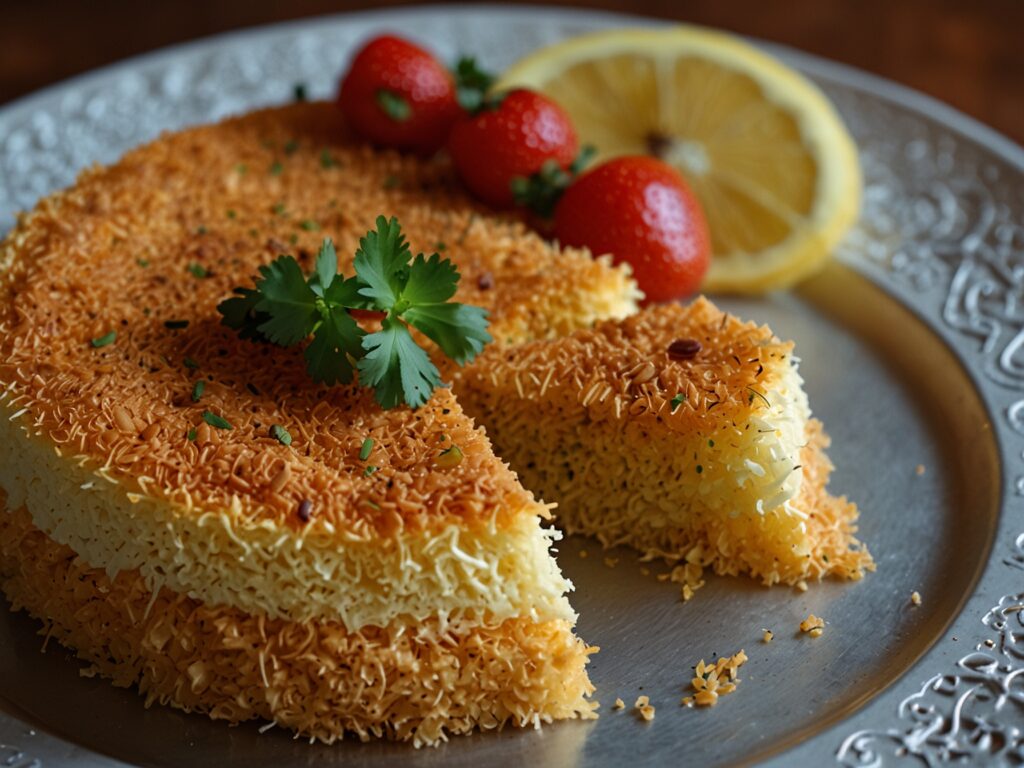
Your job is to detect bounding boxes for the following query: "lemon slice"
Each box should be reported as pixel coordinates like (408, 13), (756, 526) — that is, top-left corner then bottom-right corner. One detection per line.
(496, 26), (862, 293)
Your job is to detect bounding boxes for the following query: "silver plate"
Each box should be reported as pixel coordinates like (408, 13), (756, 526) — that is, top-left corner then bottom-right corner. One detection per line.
(0, 6), (1022, 767)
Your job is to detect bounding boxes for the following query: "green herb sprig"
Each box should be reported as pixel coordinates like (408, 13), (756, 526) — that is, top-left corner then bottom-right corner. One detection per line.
(218, 216), (492, 409)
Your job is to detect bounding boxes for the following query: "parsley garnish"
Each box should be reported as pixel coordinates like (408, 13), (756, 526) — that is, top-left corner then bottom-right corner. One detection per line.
(187, 262), (209, 279)
(364, 465), (377, 477)
(191, 380), (205, 402)
(269, 161), (284, 176)
(187, 428), (198, 441)
(270, 424), (292, 446)
(136, 258), (150, 268)
(202, 411), (232, 430)
(284, 140), (299, 156)
(376, 89), (411, 121)
(184, 357), (200, 370)
(217, 216), (491, 409)
(91, 330), (116, 348)
(299, 219), (320, 231)
(670, 393), (685, 412)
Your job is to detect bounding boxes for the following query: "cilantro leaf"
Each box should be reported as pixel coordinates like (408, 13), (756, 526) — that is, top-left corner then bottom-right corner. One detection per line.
(358, 318), (440, 409)
(310, 239), (337, 298)
(402, 252), (460, 305)
(324, 274), (367, 309)
(253, 256), (319, 345)
(354, 216), (412, 309)
(305, 307), (364, 386)
(403, 303), (491, 365)
(218, 287), (271, 342)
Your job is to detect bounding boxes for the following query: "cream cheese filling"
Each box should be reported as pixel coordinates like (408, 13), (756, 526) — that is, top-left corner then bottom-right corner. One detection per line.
(0, 401), (575, 630)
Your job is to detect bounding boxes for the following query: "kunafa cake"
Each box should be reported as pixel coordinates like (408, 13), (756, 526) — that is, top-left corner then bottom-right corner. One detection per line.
(0, 102), (637, 744)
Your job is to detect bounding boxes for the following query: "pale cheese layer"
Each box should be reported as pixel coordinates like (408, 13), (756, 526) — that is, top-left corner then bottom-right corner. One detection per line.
(0, 404), (575, 630)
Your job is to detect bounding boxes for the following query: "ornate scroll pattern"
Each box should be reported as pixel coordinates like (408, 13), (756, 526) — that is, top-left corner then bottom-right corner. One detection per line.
(829, 88), (1024, 765)
(837, 595), (1024, 766)
(0, 743), (43, 768)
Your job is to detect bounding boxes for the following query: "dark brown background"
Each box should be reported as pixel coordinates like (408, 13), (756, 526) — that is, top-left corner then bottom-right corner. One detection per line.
(1, 0), (1022, 144)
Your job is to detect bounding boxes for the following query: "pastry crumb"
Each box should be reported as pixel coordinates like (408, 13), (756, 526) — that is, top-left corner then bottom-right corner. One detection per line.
(915, 464), (926, 476)
(613, 697), (625, 710)
(762, 629), (773, 643)
(604, 556), (619, 568)
(640, 567), (650, 576)
(669, 562), (705, 602)
(685, 650), (747, 708)
(910, 591), (922, 606)
(795, 579), (808, 592)
(578, 549), (588, 559)
(799, 614), (825, 636)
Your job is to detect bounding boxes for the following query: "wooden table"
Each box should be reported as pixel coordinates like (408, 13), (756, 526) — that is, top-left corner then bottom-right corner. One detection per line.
(1, 0), (1021, 144)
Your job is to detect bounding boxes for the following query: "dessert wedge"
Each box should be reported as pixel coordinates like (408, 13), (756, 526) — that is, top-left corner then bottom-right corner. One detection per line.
(456, 298), (873, 587)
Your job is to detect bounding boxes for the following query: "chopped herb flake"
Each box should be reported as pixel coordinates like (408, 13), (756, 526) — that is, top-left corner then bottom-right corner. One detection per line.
(270, 161), (284, 176)
(202, 411), (232, 430)
(235, 163), (248, 175)
(136, 258), (150, 268)
(299, 219), (320, 231)
(187, 428), (198, 441)
(320, 150), (337, 169)
(363, 465), (377, 477)
(670, 393), (685, 412)
(436, 444), (464, 468)
(91, 331), (116, 348)
(196, 225), (208, 235)
(359, 437), (374, 461)
(184, 357), (200, 369)
(435, 241), (447, 252)
(191, 380), (205, 402)
(226, 209), (237, 219)
(272, 202), (287, 216)
(187, 262), (209, 278)
(383, 175), (399, 189)
(270, 424), (292, 446)
(284, 140), (299, 155)
(288, 233), (299, 245)
(164, 319), (189, 330)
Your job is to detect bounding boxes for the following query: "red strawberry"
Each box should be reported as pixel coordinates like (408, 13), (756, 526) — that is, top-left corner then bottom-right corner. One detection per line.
(338, 35), (461, 155)
(554, 157), (711, 303)
(448, 89), (579, 209)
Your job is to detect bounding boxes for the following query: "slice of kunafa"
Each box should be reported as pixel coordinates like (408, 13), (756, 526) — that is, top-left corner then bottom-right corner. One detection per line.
(455, 298), (873, 587)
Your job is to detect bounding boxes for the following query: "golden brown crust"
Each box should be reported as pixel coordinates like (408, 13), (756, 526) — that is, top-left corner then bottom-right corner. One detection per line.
(0, 499), (598, 746)
(460, 297), (793, 435)
(0, 102), (634, 536)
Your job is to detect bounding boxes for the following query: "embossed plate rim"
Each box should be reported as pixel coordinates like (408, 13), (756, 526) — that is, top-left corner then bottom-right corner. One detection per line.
(1, 5), (1022, 767)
